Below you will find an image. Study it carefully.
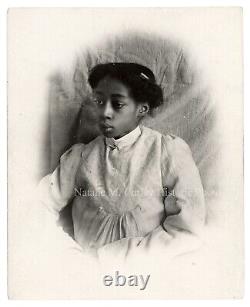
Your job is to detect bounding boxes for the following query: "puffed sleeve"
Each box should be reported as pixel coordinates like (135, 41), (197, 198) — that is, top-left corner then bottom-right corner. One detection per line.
(161, 135), (206, 235)
(38, 144), (84, 215)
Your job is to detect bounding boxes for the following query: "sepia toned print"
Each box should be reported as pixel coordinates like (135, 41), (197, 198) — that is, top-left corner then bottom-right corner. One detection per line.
(8, 8), (243, 299)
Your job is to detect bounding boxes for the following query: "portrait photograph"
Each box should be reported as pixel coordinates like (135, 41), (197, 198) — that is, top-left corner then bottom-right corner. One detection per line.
(7, 7), (244, 299)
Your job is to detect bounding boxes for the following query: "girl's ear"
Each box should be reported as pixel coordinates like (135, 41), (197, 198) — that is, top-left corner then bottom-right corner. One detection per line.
(137, 103), (150, 117)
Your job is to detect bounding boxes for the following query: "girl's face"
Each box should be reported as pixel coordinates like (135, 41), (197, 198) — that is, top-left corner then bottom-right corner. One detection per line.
(92, 76), (148, 139)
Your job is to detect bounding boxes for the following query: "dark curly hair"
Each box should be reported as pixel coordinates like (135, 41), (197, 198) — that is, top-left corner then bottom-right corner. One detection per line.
(88, 63), (163, 113)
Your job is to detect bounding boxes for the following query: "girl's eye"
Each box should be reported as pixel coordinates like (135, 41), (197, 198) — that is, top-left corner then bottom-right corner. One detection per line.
(93, 98), (104, 105)
(113, 101), (125, 109)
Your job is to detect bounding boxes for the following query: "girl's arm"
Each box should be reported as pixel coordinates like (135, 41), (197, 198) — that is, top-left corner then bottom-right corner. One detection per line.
(38, 144), (84, 216)
(161, 135), (206, 235)
(134, 135), (206, 257)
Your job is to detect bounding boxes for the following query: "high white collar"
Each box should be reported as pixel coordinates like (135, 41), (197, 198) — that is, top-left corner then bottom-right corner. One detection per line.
(105, 125), (142, 150)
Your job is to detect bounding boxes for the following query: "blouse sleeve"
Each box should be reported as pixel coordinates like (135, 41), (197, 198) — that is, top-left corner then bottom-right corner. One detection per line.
(39, 144), (84, 215)
(161, 135), (206, 235)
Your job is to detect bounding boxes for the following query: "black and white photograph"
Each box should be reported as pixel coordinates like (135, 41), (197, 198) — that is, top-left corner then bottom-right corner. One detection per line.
(7, 7), (243, 299)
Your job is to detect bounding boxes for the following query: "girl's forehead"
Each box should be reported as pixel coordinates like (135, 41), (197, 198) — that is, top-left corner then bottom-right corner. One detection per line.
(93, 76), (131, 97)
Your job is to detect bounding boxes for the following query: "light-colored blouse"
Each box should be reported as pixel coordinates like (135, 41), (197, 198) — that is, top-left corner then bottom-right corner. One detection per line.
(47, 125), (205, 253)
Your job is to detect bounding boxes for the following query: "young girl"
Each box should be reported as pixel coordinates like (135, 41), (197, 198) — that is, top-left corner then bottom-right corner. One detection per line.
(44, 62), (205, 257)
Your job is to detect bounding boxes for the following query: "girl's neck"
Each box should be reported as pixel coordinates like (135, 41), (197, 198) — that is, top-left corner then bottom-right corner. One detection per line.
(113, 125), (140, 140)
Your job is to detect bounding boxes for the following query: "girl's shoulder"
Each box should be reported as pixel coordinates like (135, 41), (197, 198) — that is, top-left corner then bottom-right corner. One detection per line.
(60, 136), (103, 160)
(160, 133), (194, 173)
(161, 133), (192, 154)
(141, 125), (191, 154)
(60, 143), (84, 161)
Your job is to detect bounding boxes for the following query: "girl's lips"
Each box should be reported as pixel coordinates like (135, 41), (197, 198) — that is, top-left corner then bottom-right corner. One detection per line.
(100, 123), (114, 129)
(100, 124), (114, 134)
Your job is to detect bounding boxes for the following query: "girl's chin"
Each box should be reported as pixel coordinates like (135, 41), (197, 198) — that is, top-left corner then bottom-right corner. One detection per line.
(102, 130), (124, 140)
(100, 126), (127, 139)
(101, 127), (116, 138)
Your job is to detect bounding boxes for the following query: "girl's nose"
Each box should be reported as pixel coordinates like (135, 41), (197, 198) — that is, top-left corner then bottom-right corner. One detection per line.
(103, 100), (113, 119)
